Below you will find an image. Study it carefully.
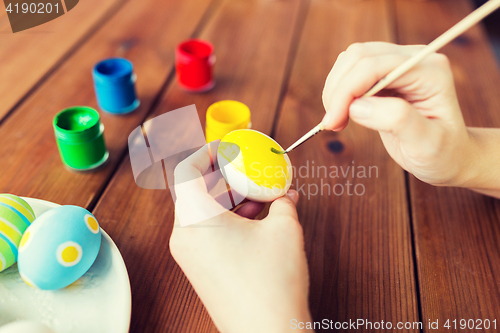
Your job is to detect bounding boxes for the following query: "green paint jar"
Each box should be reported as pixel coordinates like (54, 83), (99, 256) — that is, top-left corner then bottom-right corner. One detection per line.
(53, 107), (109, 171)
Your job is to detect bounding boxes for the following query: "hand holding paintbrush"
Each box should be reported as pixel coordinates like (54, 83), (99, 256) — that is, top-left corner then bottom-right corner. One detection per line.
(274, 0), (500, 198)
(272, 0), (500, 155)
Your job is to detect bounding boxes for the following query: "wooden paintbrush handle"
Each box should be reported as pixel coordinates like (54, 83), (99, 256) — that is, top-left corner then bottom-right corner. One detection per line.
(363, 0), (500, 97)
(286, 0), (500, 154)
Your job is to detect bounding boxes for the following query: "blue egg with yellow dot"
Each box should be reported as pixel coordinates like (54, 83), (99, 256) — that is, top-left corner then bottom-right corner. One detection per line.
(17, 205), (101, 290)
(0, 194), (36, 273)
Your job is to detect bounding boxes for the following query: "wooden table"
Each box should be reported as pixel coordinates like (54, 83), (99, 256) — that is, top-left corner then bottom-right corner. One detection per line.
(1, 0), (500, 331)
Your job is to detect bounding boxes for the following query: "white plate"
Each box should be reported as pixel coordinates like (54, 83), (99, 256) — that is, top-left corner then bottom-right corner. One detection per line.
(0, 198), (131, 333)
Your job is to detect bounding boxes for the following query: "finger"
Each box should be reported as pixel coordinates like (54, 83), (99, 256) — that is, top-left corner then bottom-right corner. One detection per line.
(323, 43), (421, 100)
(235, 201), (266, 219)
(211, 188), (258, 214)
(332, 118), (349, 132)
(174, 143), (228, 227)
(175, 142), (215, 182)
(349, 96), (436, 146)
(322, 43), (424, 115)
(175, 140), (221, 192)
(207, 139), (220, 167)
(203, 169), (224, 194)
(322, 53), (412, 130)
(266, 190), (299, 221)
(203, 141), (221, 192)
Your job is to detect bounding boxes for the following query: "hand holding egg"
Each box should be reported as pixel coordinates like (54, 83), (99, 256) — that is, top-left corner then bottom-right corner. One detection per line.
(171, 140), (310, 333)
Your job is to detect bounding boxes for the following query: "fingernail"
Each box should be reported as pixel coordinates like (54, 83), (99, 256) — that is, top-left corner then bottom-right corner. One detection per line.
(349, 98), (372, 118)
(287, 190), (299, 204)
(321, 111), (333, 127)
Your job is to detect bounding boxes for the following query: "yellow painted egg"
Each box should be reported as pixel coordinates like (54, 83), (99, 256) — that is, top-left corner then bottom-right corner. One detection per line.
(0, 194), (35, 273)
(217, 129), (293, 202)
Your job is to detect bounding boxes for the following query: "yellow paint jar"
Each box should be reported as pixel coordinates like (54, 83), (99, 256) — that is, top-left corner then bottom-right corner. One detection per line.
(205, 100), (251, 142)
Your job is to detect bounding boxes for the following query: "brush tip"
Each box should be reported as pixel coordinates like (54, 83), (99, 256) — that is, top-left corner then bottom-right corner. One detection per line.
(270, 147), (285, 154)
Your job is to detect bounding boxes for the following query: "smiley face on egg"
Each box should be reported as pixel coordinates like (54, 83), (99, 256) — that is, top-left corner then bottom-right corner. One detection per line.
(18, 205), (101, 290)
(217, 129), (293, 202)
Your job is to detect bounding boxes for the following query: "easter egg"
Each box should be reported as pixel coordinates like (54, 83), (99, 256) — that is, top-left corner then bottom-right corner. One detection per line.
(0, 194), (35, 273)
(217, 129), (293, 202)
(17, 205), (101, 290)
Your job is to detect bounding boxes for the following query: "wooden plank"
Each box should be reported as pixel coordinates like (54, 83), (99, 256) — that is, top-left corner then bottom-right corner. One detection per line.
(0, 0), (215, 206)
(92, 0), (307, 331)
(272, 0), (421, 329)
(395, 0), (500, 330)
(0, 0), (122, 122)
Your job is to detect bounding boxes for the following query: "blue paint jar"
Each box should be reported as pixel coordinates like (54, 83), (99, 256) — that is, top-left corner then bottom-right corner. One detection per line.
(92, 58), (140, 114)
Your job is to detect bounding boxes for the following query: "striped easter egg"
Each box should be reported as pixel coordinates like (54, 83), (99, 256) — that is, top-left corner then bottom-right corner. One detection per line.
(0, 194), (35, 272)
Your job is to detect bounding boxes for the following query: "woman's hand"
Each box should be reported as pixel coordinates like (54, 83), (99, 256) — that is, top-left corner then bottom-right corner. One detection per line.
(170, 142), (312, 333)
(321, 42), (476, 187)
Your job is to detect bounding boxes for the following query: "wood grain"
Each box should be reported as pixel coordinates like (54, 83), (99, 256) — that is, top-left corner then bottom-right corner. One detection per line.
(92, 0), (307, 331)
(4, 0), (498, 330)
(0, 0), (215, 207)
(0, 0), (122, 122)
(395, 0), (500, 330)
(272, 0), (421, 329)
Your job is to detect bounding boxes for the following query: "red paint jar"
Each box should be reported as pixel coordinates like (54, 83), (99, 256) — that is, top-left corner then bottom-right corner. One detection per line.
(176, 39), (215, 92)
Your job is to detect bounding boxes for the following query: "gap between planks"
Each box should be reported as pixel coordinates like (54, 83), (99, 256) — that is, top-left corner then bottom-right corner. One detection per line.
(86, 0), (225, 213)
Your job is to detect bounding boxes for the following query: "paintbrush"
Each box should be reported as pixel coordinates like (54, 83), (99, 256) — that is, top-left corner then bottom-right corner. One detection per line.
(271, 0), (500, 155)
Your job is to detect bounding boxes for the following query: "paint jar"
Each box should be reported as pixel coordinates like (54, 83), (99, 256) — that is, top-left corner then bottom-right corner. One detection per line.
(176, 39), (215, 92)
(53, 106), (109, 171)
(206, 100), (251, 142)
(92, 58), (140, 114)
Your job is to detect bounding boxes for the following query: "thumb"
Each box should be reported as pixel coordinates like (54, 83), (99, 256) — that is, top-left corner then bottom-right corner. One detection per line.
(266, 190), (299, 221)
(348, 96), (434, 143)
